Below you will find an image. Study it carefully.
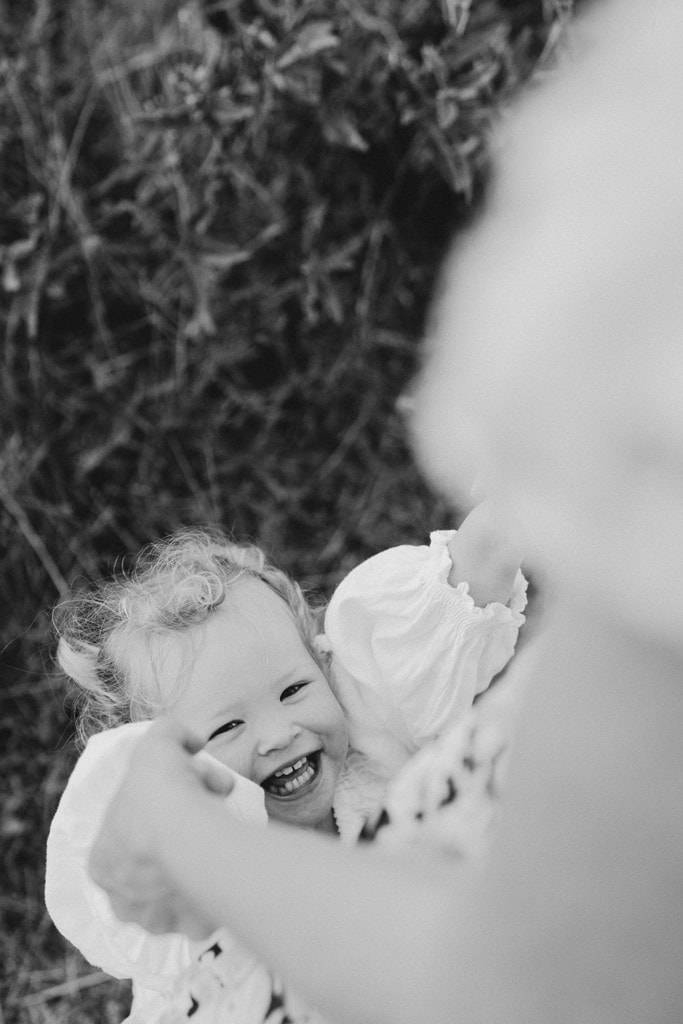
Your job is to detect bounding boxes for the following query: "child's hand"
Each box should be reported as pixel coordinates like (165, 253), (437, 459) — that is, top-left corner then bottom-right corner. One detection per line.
(88, 719), (234, 939)
(447, 500), (525, 607)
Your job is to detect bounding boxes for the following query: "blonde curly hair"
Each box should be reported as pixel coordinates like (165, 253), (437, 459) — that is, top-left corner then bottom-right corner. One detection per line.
(54, 529), (326, 745)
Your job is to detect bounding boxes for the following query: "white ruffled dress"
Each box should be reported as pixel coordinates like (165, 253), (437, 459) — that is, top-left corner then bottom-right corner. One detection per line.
(45, 531), (528, 1024)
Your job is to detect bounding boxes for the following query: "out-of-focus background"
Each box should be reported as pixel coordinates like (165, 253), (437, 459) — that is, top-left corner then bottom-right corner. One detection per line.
(0, 1), (574, 1020)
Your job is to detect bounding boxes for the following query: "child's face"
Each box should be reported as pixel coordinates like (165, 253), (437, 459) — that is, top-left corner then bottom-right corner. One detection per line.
(162, 578), (349, 831)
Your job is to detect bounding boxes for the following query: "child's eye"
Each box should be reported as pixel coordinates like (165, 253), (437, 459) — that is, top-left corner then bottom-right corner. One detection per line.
(280, 682), (310, 701)
(208, 720), (243, 741)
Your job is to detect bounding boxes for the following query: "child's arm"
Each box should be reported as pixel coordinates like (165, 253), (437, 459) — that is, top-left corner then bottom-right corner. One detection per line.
(324, 501), (528, 759)
(446, 500), (525, 607)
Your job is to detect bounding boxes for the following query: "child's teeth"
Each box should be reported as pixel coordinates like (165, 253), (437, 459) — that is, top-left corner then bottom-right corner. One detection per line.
(267, 760), (316, 795)
(274, 757), (306, 779)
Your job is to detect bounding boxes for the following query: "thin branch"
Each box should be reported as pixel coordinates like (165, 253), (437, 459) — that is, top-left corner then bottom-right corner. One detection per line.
(0, 482), (69, 598)
(18, 972), (116, 1007)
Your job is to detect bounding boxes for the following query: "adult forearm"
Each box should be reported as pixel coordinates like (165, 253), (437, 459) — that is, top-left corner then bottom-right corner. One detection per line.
(159, 800), (466, 1024)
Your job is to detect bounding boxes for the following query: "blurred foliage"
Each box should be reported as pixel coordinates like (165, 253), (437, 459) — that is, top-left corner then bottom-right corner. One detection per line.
(0, 0), (573, 1020)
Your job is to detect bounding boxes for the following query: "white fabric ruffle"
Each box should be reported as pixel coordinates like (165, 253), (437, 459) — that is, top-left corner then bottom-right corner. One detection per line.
(325, 529), (527, 831)
(45, 721), (267, 1001)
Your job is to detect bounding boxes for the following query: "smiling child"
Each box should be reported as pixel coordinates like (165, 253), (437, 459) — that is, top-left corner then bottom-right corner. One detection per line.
(46, 508), (527, 1022)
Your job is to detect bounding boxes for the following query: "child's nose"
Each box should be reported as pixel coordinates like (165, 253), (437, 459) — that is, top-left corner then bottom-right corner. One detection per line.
(256, 714), (302, 757)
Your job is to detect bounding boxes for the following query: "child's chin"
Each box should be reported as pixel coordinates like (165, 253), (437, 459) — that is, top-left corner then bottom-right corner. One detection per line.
(265, 771), (335, 829)
(267, 799), (332, 830)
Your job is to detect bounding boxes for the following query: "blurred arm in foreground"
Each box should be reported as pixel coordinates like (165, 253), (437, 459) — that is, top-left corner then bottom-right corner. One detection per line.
(414, 0), (683, 1016)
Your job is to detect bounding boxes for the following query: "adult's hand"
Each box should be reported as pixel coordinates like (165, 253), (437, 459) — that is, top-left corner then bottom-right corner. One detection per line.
(88, 718), (234, 939)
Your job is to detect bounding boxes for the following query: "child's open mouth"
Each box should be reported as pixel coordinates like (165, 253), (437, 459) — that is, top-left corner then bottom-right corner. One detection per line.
(262, 752), (320, 797)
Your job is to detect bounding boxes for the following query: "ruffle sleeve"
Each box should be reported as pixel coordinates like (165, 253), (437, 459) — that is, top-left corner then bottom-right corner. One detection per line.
(324, 530), (527, 782)
(45, 722), (267, 994)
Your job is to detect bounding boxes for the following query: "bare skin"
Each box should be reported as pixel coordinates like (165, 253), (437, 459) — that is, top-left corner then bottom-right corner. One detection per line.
(446, 499), (525, 607)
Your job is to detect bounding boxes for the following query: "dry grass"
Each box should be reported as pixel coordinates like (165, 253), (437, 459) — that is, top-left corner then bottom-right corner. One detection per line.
(0, 1), (573, 1020)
